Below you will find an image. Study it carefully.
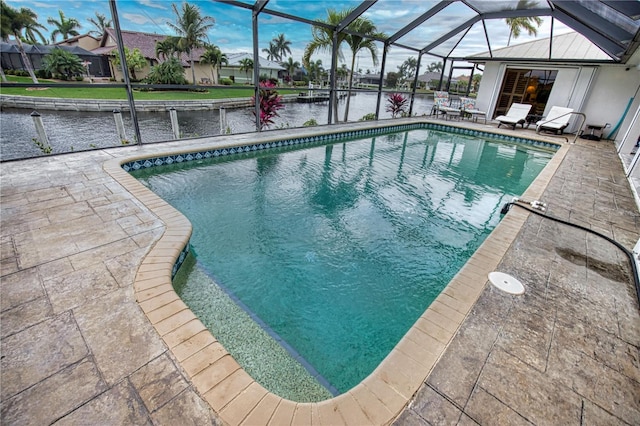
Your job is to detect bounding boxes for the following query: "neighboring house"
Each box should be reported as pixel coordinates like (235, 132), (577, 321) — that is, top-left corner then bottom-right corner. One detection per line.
(54, 34), (101, 51)
(90, 28), (207, 83)
(0, 41), (107, 78)
(359, 73), (384, 86)
(466, 31), (640, 153)
(220, 52), (285, 84)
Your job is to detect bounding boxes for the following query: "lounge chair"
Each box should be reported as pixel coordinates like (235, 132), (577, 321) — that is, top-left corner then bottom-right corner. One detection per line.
(495, 103), (532, 129)
(536, 106), (574, 134)
(460, 97), (487, 123)
(431, 91), (460, 119)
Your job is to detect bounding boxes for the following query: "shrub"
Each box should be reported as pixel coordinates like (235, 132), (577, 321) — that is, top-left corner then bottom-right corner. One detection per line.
(35, 69), (52, 79)
(144, 57), (187, 85)
(303, 118), (318, 127)
(359, 113), (376, 121)
(252, 80), (284, 130)
(219, 77), (233, 85)
(42, 48), (85, 80)
(74, 76), (84, 81)
(385, 93), (409, 118)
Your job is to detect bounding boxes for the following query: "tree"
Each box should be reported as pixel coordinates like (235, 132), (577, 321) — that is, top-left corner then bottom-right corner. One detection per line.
(144, 57), (187, 85)
(1, 1), (44, 83)
(47, 10), (81, 42)
(112, 47), (147, 81)
(43, 48), (84, 80)
(282, 57), (299, 84)
(239, 57), (253, 83)
(505, 0), (543, 46)
(303, 8), (352, 123)
(273, 33), (291, 61)
(342, 15), (385, 121)
(397, 57), (417, 83)
(427, 61), (443, 73)
(304, 8), (385, 122)
(262, 42), (279, 61)
(306, 59), (324, 83)
(155, 36), (182, 60)
(200, 44), (227, 85)
(87, 12), (111, 36)
(167, 2), (215, 84)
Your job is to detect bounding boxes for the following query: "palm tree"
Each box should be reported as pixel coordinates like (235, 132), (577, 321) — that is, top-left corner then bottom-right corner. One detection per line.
(282, 57), (300, 84)
(87, 12), (111, 36)
(262, 42), (279, 61)
(155, 36), (182, 60)
(167, 2), (215, 84)
(505, 0), (543, 46)
(239, 57), (253, 83)
(307, 59), (324, 83)
(343, 17), (385, 121)
(200, 44), (227, 85)
(273, 33), (291, 61)
(303, 8), (352, 123)
(1, 1), (44, 83)
(47, 10), (81, 42)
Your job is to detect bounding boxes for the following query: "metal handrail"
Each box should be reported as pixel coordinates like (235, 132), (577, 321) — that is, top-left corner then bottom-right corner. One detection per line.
(536, 111), (587, 144)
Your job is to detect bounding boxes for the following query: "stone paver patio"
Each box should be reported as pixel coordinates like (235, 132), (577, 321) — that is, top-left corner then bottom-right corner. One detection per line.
(1, 118), (638, 425)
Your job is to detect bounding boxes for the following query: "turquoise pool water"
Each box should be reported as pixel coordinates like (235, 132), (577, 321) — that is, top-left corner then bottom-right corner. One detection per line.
(132, 128), (553, 394)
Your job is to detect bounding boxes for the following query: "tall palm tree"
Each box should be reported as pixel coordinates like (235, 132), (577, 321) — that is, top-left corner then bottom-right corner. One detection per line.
(200, 44), (227, 84)
(1, 1), (44, 83)
(303, 8), (352, 123)
(262, 41), (279, 61)
(282, 57), (300, 84)
(87, 12), (111, 36)
(343, 16), (385, 121)
(47, 10), (81, 42)
(307, 59), (324, 83)
(239, 57), (253, 83)
(167, 2), (215, 84)
(273, 33), (291, 61)
(505, 0), (543, 46)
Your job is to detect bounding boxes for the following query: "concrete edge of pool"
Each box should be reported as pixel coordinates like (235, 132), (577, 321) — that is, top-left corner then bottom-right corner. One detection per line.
(103, 118), (569, 425)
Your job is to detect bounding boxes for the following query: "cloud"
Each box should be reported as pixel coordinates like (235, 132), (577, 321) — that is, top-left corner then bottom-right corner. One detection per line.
(122, 13), (155, 25)
(137, 0), (167, 10)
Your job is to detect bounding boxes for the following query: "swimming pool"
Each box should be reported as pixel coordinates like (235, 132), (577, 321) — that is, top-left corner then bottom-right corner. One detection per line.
(129, 124), (555, 398)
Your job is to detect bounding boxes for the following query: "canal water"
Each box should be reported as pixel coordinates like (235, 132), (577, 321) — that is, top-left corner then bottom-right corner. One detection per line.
(0, 93), (435, 161)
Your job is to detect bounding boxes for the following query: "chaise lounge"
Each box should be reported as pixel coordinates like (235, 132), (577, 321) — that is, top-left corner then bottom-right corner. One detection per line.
(495, 103), (532, 129)
(535, 106), (574, 134)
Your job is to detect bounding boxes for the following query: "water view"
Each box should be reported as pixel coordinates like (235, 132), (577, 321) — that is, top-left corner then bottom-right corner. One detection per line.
(0, 92), (436, 161)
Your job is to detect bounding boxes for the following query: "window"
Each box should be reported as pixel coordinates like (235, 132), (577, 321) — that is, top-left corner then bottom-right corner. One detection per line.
(495, 68), (558, 117)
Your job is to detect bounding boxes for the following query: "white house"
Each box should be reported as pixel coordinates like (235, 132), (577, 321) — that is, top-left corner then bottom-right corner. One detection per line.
(467, 31), (640, 180)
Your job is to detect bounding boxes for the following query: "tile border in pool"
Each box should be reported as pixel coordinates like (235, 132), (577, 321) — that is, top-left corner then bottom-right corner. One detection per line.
(120, 122), (559, 173)
(103, 119), (568, 425)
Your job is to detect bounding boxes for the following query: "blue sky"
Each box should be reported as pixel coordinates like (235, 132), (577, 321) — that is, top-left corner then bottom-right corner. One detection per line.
(7, 0), (570, 75)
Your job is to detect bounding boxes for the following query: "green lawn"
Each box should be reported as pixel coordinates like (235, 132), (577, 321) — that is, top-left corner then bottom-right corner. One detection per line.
(0, 75), (259, 100)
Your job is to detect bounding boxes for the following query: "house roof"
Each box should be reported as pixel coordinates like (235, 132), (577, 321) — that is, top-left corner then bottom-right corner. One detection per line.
(225, 52), (284, 70)
(99, 28), (205, 64)
(53, 33), (99, 46)
(0, 42), (97, 56)
(467, 31), (612, 63)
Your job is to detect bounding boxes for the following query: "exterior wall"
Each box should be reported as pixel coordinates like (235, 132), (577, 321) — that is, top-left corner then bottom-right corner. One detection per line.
(58, 36), (100, 51)
(477, 61), (639, 134)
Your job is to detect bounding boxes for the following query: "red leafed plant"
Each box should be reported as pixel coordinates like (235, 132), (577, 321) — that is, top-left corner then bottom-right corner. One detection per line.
(385, 92), (409, 118)
(252, 80), (284, 130)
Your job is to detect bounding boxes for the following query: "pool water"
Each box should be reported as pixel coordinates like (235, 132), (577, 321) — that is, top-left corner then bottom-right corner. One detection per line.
(132, 128), (553, 394)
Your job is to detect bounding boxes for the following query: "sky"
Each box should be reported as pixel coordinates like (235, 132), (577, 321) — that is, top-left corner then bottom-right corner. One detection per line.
(6, 0), (572, 76)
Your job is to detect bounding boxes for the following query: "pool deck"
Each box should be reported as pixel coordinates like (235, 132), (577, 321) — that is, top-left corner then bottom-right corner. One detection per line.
(1, 117), (639, 425)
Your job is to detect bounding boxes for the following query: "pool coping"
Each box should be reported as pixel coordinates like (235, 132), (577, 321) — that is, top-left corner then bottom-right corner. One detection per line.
(103, 118), (569, 425)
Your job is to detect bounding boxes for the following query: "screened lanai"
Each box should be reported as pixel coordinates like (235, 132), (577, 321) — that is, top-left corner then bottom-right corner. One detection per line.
(208, 0), (640, 127)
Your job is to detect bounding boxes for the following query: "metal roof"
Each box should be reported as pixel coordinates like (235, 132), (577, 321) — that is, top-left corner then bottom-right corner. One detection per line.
(219, 0), (640, 64)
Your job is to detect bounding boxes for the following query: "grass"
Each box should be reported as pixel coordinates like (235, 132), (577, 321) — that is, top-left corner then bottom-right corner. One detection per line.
(1, 75), (257, 100)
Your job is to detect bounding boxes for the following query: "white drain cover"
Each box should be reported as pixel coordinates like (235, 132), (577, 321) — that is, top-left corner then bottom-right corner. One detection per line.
(488, 272), (525, 295)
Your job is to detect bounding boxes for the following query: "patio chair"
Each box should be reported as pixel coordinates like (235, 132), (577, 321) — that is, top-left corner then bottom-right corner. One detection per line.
(431, 91), (461, 119)
(536, 106), (574, 134)
(495, 103), (532, 129)
(460, 97), (487, 123)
